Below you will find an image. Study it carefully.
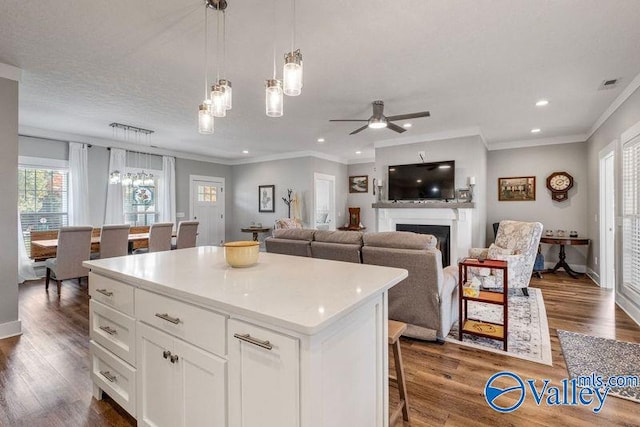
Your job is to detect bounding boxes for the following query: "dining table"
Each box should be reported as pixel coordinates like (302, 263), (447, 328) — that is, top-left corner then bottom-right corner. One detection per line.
(30, 232), (176, 255)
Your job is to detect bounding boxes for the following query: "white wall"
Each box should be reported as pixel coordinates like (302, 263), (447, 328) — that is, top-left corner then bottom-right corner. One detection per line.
(374, 135), (488, 247)
(346, 162), (377, 231)
(587, 85), (640, 324)
(0, 77), (21, 338)
(487, 142), (588, 269)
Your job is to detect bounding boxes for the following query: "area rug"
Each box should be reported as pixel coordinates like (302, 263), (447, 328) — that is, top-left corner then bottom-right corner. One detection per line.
(557, 330), (640, 403)
(446, 287), (552, 366)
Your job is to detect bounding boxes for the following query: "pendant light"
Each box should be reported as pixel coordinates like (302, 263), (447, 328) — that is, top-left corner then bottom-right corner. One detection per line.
(283, 0), (302, 96)
(109, 171), (121, 184)
(218, 10), (232, 110)
(210, 7), (226, 118)
(198, 5), (214, 134)
(266, 0), (283, 117)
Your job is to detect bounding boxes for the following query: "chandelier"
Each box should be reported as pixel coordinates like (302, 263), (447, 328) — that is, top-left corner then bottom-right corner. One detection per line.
(109, 123), (155, 187)
(198, 0), (304, 132)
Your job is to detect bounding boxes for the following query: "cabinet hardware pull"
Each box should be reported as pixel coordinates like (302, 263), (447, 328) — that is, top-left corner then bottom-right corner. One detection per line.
(96, 288), (113, 297)
(233, 333), (273, 350)
(155, 313), (180, 324)
(163, 350), (172, 359)
(170, 354), (179, 364)
(100, 370), (117, 382)
(99, 325), (117, 335)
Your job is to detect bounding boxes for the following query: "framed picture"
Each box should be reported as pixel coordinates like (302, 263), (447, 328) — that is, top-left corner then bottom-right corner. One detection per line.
(349, 175), (368, 193)
(498, 176), (536, 201)
(258, 185), (275, 212)
(456, 188), (471, 202)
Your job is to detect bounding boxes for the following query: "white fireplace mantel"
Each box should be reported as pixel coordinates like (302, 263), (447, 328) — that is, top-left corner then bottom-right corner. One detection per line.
(374, 204), (474, 264)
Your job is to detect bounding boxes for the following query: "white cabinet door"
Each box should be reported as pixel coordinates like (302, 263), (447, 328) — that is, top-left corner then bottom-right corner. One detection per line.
(228, 319), (300, 427)
(175, 339), (227, 427)
(137, 323), (177, 427)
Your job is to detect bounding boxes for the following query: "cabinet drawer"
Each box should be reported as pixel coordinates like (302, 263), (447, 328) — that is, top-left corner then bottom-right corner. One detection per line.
(89, 273), (134, 316)
(90, 341), (136, 417)
(90, 300), (136, 366)
(136, 289), (227, 357)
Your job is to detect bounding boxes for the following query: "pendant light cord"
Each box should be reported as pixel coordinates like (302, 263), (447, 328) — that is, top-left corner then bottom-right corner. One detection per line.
(272, 0), (277, 79)
(216, 8), (221, 82)
(291, 0), (295, 53)
(222, 10), (227, 78)
(204, 5), (209, 99)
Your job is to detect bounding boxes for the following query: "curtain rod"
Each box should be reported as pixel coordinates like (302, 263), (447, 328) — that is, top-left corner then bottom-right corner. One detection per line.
(107, 147), (162, 156)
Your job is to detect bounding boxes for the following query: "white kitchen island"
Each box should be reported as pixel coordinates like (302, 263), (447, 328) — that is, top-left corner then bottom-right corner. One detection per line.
(83, 246), (407, 427)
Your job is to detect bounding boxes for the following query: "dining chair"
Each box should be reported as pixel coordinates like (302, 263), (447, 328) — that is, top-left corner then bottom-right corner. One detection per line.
(45, 226), (93, 291)
(92, 224), (130, 259)
(134, 222), (174, 254)
(172, 221), (199, 249)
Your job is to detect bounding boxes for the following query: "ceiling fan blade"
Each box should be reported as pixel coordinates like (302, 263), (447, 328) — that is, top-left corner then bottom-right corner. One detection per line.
(350, 124), (369, 135)
(387, 122), (407, 134)
(386, 111), (431, 121)
(329, 119), (368, 122)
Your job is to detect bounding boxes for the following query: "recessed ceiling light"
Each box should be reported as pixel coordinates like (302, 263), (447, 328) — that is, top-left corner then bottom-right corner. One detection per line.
(355, 151), (362, 154)
(403, 123), (412, 128)
(535, 100), (549, 107)
(531, 128), (541, 133)
(242, 150), (249, 154)
(317, 138), (325, 143)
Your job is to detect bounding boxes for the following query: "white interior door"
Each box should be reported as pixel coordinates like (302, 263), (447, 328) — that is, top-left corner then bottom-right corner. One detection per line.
(190, 177), (225, 246)
(314, 173), (336, 230)
(599, 149), (615, 289)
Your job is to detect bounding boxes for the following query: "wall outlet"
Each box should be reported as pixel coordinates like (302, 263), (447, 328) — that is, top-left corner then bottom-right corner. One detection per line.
(176, 212), (185, 218)
(595, 256), (598, 265)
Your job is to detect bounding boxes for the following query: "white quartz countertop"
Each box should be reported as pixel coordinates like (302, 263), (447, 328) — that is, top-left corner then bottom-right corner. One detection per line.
(84, 247), (408, 335)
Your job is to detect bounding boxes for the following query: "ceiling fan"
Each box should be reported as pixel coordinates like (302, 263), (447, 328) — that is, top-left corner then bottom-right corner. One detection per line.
(329, 100), (430, 135)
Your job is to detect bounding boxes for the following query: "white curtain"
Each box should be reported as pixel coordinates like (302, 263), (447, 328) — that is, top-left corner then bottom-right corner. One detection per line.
(158, 156), (176, 225)
(105, 148), (126, 224)
(68, 142), (91, 225)
(18, 209), (39, 283)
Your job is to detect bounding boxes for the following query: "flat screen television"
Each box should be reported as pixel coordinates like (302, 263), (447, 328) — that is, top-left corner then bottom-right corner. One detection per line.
(388, 160), (455, 200)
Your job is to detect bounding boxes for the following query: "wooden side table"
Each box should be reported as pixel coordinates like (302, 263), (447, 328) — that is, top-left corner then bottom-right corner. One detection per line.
(540, 236), (590, 279)
(240, 227), (271, 242)
(458, 258), (509, 351)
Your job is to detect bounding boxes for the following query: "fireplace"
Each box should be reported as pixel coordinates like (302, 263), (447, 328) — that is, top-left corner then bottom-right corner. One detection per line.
(396, 224), (451, 267)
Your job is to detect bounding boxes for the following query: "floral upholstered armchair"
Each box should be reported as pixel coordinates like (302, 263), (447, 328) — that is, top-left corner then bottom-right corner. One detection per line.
(469, 220), (543, 295)
(274, 218), (302, 230)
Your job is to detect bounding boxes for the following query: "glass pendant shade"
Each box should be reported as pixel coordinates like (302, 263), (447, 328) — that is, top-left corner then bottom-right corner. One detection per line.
(109, 171), (121, 184)
(210, 85), (227, 117)
(265, 79), (283, 117)
(219, 79), (232, 110)
(283, 50), (303, 96)
(198, 103), (214, 134)
(143, 173), (154, 186)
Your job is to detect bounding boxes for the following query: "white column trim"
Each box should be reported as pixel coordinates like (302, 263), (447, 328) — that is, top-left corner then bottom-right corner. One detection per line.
(0, 63), (22, 82)
(0, 320), (22, 339)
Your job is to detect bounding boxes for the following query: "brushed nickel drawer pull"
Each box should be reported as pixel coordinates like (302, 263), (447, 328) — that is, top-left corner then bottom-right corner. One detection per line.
(99, 325), (117, 335)
(170, 354), (179, 364)
(155, 313), (181, 324)
(163, 350), (172, 359)
(233, 333), (273, 350)
(100, 370), (117, 382)
(96, 288), (113, 297)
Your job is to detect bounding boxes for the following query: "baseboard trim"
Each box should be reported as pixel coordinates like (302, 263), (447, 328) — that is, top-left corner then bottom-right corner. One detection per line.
(616, 293), (640, 328)
(586, 268), (601, 286)
(0, 319), (22, 340)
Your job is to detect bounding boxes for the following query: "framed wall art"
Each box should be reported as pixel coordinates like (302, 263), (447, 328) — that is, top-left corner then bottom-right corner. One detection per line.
(258, 185), (275, 212)
(349, 175), (368, 193)
(498, 176), (536, 201)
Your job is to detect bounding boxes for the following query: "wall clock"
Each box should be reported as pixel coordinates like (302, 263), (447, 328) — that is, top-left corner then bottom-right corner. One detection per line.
(546, 171), (574, 202)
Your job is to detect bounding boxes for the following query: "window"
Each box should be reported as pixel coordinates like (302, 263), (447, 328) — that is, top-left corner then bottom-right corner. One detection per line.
(123, 171), (159, 226)
(197, 184), (217, 203)
(18, 165), (69, 253)
(623, 133), (640, 294)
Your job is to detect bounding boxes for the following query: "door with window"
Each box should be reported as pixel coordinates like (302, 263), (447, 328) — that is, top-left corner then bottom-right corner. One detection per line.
(191, 177), (225, 246)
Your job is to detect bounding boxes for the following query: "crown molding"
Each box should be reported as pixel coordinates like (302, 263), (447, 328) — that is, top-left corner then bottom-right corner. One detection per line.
(0, 63), (22, 82)
(347, 157), (375, 165)
(229, 150), (348, 165)
(588, 71), (640, 140)
(373, 126), (483, 149)
(19, 126), (232, 165)
(487, 134), (587, 151)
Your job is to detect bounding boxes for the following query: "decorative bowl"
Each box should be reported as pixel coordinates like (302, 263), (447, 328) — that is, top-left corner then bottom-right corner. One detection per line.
(224, 241), (260, 268)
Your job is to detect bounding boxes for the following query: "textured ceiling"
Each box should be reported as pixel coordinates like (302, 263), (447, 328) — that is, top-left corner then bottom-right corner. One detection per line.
(2, 0), (640, 161)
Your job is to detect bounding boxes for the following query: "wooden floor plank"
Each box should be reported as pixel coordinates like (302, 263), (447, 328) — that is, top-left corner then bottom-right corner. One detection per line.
(1, 273), (639, 426)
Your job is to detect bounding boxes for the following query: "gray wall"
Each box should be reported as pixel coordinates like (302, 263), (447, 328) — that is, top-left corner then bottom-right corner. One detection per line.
(174, 158), (233, 237)
(487, 142), (588, 268)
(0, 77), (20, 337)
(19, 136), (68, 160)
(586, 85), (640, 323)
(230, 157), (348, 242)
(375, 136), (488, 248)
(347, 162), (377, 231)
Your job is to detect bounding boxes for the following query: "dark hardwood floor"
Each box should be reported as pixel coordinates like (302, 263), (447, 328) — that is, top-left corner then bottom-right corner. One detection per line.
(1, 274), (639, 426)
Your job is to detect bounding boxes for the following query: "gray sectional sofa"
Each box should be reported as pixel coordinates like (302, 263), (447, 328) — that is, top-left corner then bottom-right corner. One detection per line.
(265, 228), (458, 340)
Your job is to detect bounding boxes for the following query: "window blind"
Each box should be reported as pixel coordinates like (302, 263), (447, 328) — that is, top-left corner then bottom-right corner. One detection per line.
(623, 134), (640, 294)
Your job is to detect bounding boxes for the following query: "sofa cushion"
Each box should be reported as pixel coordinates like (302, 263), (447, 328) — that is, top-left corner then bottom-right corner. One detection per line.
(311, 241), (362, 263)
(363, 231), (437, 250)
(313, 230), (363, 245)
(265, 238), (311, 257)
(272, 228), (315, 241)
